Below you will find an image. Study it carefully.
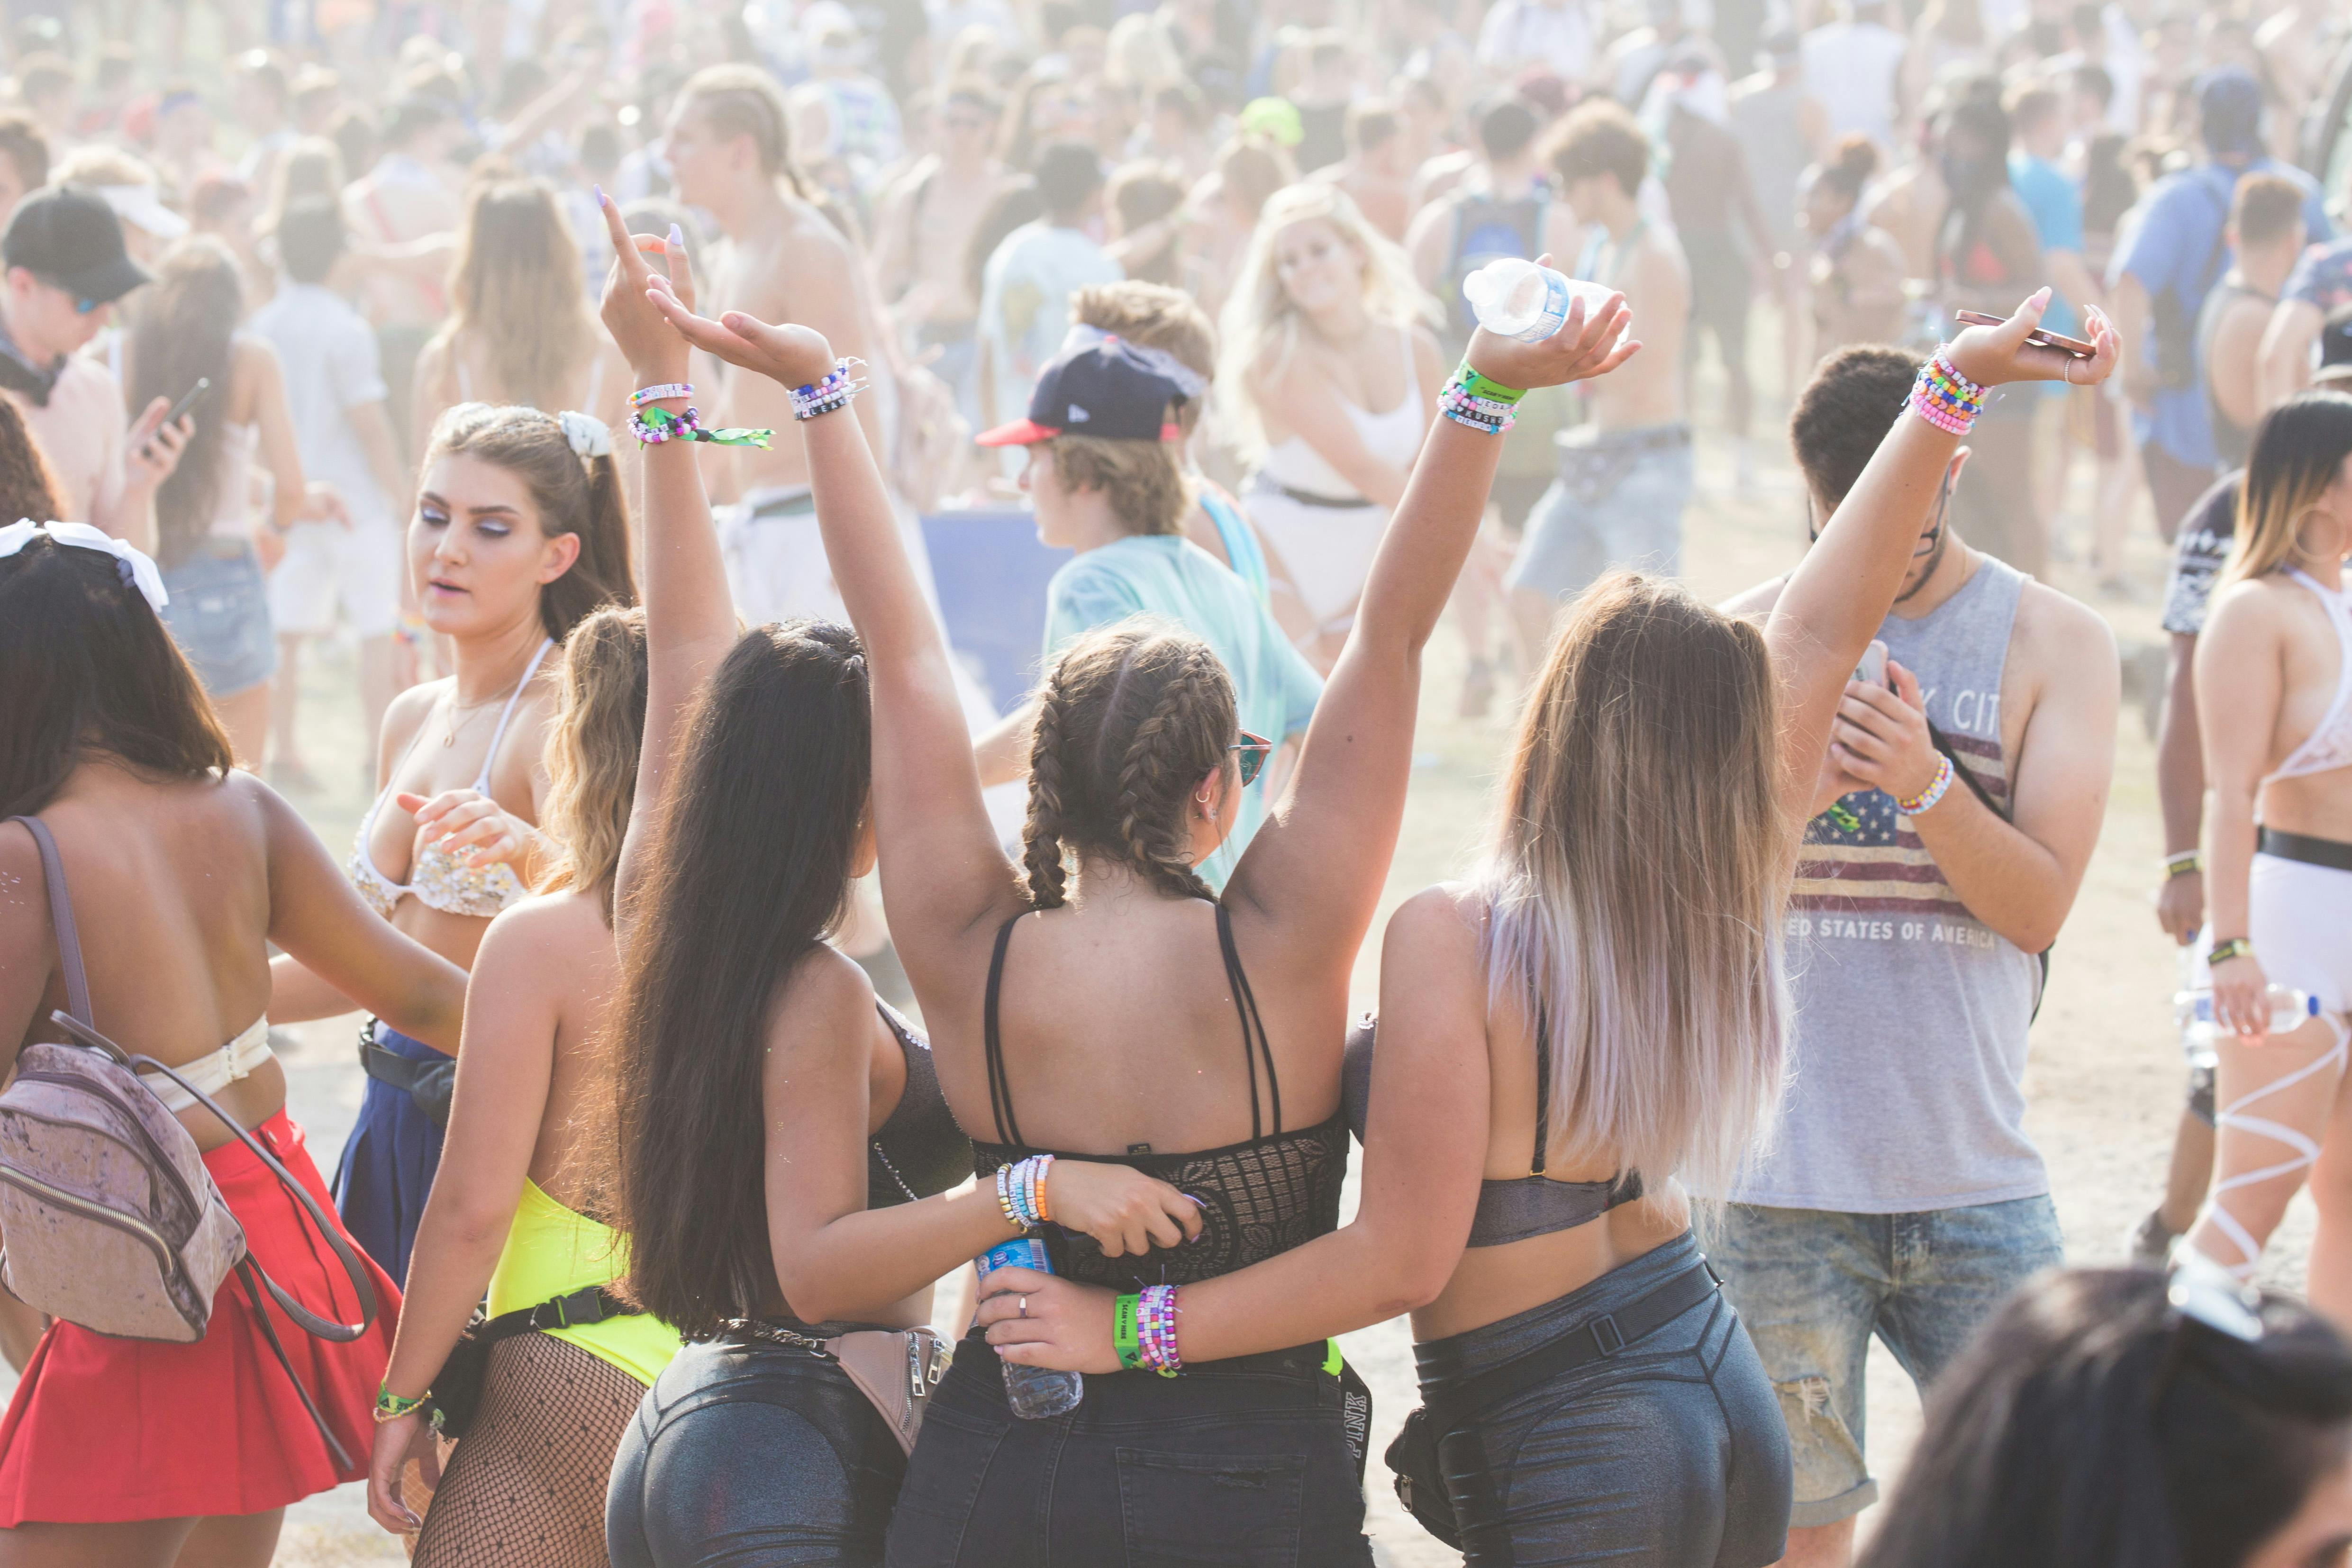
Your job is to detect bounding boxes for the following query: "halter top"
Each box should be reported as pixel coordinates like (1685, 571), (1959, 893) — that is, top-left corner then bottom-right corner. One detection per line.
(1255, 324), (1425, 503)
(2268, 569), (2352, 784)
(346, 639), (553, 919)
(1342, 1011), (1642, 1248)
(970, 904), (1349, 1291)
(869, 1002), (972, 1208)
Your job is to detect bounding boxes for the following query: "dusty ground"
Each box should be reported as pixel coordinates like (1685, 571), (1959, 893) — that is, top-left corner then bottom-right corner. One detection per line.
(35, 339), (2298, 1566)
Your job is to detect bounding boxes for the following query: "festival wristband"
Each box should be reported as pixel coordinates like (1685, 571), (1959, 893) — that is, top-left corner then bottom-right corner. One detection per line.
(628, 405), (773, 448)
(374, 1384), (430, 1423)
(630, 382), (693, 408)
(1452, 361), (1527, 406)
(1114, 1293), (1144, 1370)
(2164, 852), (2202, 879)
(2210, 937), (2255, 965)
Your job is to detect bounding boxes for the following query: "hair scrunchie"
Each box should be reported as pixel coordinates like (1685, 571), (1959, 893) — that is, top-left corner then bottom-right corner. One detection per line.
(558, 409), (613, 459)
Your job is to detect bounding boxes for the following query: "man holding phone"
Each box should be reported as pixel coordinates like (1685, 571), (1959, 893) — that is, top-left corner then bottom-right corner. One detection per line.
(1708, 342), (2120, 1568)
(0, 184), (188, 551)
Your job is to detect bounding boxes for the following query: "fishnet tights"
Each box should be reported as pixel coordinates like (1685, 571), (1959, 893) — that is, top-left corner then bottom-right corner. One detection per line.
(412, 1331), (646, 1568)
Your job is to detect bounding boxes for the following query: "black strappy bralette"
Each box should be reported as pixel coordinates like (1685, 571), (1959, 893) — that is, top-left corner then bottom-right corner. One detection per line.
(867, 1003), (971, 1210)
(1342, 1012), (1642, 1248)
(968, 903), (1349, 1292)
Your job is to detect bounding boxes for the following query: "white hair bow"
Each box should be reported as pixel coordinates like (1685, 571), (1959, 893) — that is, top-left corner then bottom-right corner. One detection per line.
(0, 519), (170, 614)
(559, 409), (613, 459)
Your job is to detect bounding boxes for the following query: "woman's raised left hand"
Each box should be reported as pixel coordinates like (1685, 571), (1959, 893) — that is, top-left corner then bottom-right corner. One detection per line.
(972, 1267), (1126, 1374)
(595, 187), (693, 387)
(1463, 256), (1643, 393)
(644, 291), (841, 395)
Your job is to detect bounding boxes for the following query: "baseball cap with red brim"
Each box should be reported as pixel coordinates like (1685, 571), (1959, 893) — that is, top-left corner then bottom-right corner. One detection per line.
(976, 335), (1188, 446)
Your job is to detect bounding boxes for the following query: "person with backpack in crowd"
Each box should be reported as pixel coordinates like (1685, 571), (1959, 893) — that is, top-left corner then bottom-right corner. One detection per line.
(2109, 66), (2328, 541)
(1714, 338), (2120, 1568)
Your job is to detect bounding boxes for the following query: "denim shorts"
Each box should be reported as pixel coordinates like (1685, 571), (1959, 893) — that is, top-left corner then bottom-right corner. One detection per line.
(883, 1332), (1372, 1567)
(1506, 426), (1694, 603)
(160, 543), (277, 699)
(1415, 1231), (1791, 1568)
(607, 1334), (908, 1568)
(1707, 1195), (2062, 1526)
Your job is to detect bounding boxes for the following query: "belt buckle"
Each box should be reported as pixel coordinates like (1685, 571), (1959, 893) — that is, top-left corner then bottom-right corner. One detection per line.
(1588, 1314), (1625, 1358)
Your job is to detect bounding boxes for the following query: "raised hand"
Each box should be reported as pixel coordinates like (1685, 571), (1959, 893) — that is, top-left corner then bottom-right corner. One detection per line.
(1463, 257), (1642, 392)
(643, 291), (840, 394)
(1945, 290), (2119, 390)
(595, 187), (692, 387)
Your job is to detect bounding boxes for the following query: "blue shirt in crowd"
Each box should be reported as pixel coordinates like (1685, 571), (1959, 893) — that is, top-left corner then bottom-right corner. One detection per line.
(1042, 533), (1323, 890)
(2007, 151), (2084, 339)
(2113, 157), (2331, 468)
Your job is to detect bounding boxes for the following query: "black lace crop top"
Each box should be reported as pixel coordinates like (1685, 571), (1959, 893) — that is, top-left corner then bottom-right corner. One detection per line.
(968, 905), (1349, 1292)
(869, 1003), (972, 1209)
(1342, 1014), (1641, 1248)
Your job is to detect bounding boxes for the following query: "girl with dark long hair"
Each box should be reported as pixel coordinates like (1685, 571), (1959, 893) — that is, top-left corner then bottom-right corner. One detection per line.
(2190, 392), (2352, 1322)
(586, 197), (1199, 1568)
(0, 525), (465, 1567)
(1857, 1268), (2352, 1568)
(126, 237), (345, 767)
(643, 233), (1640, 1557)
(978, 298), (2114, 1568)
(365, 606), (681, 1567)
(268, 401), (638, 1286)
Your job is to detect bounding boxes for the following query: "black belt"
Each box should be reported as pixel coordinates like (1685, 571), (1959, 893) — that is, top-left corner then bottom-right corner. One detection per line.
(1421, 1256), (1722, 1435)
(1255, 478), (1375, 509)
(358, 1027), (457, 1129)
(2259, 827), (2352, 873)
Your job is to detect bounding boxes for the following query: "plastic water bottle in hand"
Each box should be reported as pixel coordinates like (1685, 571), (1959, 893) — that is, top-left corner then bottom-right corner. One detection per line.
(2176, 986), (2321, 1066)
(976, 1235), (1082, 1419)
(1461, 258), (1620, 344)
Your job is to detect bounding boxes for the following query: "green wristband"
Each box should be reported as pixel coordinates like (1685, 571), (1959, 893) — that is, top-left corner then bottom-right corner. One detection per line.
(1453, 361), (1527, 406)
(1113, 1293), (1144, 1370)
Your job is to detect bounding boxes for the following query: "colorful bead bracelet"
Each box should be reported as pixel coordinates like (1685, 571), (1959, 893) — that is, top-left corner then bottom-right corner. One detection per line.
(1907, 350), (1988, 435)
(627, 405), (774, 449)
(1115, 1285), (1181, 1374)
(791, 358), (869, 422)
(1896, 754), (1955, 816)
(629, 381), (693, 408)
(994, 1154), (1054, 1230)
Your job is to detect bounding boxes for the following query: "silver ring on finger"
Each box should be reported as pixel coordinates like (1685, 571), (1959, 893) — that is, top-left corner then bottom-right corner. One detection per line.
(1019, 1296), (1028, 1316)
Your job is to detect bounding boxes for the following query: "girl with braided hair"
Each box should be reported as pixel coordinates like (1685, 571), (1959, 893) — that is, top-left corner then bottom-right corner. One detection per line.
(645, 238), (1637, 1558)
(584, 197), (1199, 1568)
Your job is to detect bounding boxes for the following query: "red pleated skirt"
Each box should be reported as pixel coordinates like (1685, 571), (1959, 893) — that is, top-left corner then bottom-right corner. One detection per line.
(0, 1109), (401, 1525)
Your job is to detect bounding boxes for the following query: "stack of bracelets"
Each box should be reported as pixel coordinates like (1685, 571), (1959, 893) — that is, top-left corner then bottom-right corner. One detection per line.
(2164, 850), (2202, 879)
(791, 358), (867, 422)
(994, 1154), (1054, 1230)
(1114, 1284), (1181, 1376)
(1897, 754), (1956, 817)
(627, 403), (774, 449)
(1909, 350), (1988, 435)
(1440, 361), (1524, 435)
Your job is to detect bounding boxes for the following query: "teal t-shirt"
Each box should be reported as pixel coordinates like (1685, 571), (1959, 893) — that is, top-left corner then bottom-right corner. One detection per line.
(1042, 534), (1323, 890)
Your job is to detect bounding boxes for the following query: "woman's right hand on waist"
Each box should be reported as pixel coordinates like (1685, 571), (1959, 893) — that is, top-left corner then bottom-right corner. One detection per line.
(2212, 950), (2276, 1040)
(1044, 1161), (1205, 1258)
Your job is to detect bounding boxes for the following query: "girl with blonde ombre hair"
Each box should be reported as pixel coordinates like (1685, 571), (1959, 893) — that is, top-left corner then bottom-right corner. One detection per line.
(365, 604), (683, 1567)
(411, 179), (631, 448)
(982, 293), (2114, 1568)
(1217, 181), (1444, 669)
(2189, 390), (2352, 1320)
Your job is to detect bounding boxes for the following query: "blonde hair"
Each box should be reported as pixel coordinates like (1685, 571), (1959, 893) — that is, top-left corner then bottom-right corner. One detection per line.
(1477, 574), (1791, 1197)
(1217, 181), (1435, 454)
(1022, 619), (1235, 908)
(2225, 392), (2352, 589)
(432, 179), (598, 413)
(1045, 433), (1189, 535)
(1073, 280), (1216, 437)
(539, 606), (649, 920)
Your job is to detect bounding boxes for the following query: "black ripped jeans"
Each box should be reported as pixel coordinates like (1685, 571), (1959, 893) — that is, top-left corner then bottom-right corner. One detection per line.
(883, 1333), (1373, 1567)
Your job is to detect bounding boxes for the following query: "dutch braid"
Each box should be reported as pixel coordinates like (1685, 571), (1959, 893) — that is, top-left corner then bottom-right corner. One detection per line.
(1021, 680), (1075, 908)
(1115, 647), (1220, 903)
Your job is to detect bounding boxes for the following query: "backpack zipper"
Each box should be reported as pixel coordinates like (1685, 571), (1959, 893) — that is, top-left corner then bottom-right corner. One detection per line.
(0, 1163), (179, 1280)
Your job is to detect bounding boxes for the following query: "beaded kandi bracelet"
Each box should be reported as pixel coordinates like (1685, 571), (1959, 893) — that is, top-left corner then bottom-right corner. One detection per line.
(1137, 1284), (1181, 1375)
(994, 1154), (1055, 1230)
(791, 358), (869, 422)
(628, 405), (774, 449)
(1896, 754), (1955, 816)
(1908, 350), (1988, 435)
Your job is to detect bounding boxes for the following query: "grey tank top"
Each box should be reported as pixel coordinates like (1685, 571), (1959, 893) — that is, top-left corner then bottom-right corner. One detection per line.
(1343, 1015), (1643, 1247)
(1734, 554), (2047, 1213)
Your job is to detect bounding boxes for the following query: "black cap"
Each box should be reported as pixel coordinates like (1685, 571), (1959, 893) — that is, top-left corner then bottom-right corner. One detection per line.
(976, 336), (1184, 446)
(2318, 303), (2352, 379)
(2, 184), (150, 306)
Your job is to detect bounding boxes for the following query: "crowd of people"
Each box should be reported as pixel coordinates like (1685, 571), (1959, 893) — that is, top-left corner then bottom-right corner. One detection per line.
(2, 0), (2352, 1565)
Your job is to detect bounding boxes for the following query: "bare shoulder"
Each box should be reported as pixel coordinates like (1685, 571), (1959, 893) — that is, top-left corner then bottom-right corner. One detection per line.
(2014, 579), (2118, 678)
(476, 890), (606, 982)
(2203, 572), (2304, 643)
(378, 679), (443, 765)
(770, 941), (879, 1046)
(1719, 573), (1790, 621)
(1386, 882), (1486, 963)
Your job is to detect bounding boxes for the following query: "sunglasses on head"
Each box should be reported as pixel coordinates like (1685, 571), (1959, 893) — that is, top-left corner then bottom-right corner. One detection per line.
(1808, 472), (1952, 555)
(1229, 729), (1272, 787)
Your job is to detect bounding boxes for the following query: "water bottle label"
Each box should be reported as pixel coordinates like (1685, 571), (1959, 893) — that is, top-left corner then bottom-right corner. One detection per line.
(1530, 272), (1571, 339)
(978, 1235), (1051, 1275)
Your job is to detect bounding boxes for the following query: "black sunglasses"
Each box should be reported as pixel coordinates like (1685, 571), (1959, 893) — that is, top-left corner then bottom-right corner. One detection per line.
(1230, 729), (1272, 787)
(1808, 472), (1952, 556)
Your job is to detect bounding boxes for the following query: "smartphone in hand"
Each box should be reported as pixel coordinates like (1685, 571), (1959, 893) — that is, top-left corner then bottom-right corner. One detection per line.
(1952, 308), (2095, 358)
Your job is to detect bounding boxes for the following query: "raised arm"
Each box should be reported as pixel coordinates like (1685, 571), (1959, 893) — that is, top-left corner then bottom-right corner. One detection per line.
(594, 193), (742, 939)
(1765, 291), (2116, 821)
(1224, 289), (1638, 974)
(642, 293), (1025, 986)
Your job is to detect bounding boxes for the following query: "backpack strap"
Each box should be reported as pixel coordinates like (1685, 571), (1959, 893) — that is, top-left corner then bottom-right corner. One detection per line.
(6, 817), (90, 1027)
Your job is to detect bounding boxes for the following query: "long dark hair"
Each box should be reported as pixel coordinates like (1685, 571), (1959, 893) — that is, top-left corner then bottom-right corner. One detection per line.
(0, 396), (66, 521)
(422, 403), (638, 643)
(0, 533), (233, 816)
(608, 621), (872, 1336)
(1857, 1269), (2352, 1568)
(127, 239), (241, 571)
